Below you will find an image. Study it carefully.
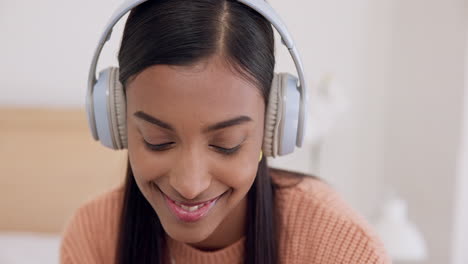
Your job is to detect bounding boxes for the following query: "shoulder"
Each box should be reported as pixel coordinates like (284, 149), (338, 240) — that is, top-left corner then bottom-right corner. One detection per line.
(59, 185), (124, 264)
(270, 168), (390, 264)
(270, 168), (342, 211)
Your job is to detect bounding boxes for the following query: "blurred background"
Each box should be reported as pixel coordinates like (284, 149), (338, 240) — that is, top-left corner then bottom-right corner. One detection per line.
(1, 0), (467, 263)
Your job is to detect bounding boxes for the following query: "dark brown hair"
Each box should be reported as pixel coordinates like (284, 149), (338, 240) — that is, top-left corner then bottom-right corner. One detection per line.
(116, 0), (278, 263)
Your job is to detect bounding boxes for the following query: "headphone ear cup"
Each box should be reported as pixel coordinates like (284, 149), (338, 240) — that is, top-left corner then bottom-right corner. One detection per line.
(278, 73), (300, 156)
(263, 73), (301, 157)
(92, 67), (126, 150)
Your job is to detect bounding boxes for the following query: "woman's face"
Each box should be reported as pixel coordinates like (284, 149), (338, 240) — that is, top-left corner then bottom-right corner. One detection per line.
(125, 55), (265, 247)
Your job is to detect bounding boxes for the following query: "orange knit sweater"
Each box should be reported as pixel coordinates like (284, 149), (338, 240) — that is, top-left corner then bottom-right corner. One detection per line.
(59, 169), (390, 263)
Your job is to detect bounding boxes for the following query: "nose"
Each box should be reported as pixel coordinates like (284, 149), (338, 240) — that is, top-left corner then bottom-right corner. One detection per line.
(169, 148), (211, 200)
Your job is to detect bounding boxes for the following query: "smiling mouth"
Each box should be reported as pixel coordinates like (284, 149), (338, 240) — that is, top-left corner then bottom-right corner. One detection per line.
(170, 195), (220, 210)
(153, 183), (227, 222)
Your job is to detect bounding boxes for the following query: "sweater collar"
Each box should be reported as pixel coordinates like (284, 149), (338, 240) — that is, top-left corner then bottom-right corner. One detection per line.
(166, 234), (245, 264)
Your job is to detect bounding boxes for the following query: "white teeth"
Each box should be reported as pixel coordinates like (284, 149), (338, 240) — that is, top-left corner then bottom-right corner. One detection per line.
(179, 204), (204, 212)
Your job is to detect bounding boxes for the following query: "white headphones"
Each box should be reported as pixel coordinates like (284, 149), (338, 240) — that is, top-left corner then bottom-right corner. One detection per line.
(86, 0), (308, 157)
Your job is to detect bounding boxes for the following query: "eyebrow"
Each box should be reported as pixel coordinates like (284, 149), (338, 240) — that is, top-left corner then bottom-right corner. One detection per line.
(133, 111), (252, 133)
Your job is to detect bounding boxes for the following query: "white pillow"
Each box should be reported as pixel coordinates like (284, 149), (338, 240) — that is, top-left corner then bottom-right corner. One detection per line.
(0, 232), (60, 264)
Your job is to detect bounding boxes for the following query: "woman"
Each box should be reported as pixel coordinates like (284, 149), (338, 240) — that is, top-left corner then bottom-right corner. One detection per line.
(60, 0), (390, 263)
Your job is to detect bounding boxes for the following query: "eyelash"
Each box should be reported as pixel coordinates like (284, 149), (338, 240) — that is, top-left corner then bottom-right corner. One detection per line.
(143, 140), (241, 155)
(143, 141), (174, 151)
(212, 144), (242, 155)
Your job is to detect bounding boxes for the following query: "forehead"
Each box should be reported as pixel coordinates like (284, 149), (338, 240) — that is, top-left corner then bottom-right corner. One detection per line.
(125, 57), (265, 124)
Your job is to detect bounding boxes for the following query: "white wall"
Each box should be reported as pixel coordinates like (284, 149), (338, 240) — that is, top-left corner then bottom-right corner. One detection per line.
(0, 0), (124, 107)
(452, 22), (468, 264)
(384, 1), (467, 264)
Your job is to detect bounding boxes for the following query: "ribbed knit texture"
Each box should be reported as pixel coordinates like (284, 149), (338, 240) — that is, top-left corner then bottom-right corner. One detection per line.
(59, 170), (390, 264)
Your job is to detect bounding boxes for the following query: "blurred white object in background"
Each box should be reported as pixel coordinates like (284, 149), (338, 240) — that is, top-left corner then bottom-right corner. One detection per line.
(305, 73), (350, 173)
(374, 196), (428, 262)
(306, 73), (350, 147)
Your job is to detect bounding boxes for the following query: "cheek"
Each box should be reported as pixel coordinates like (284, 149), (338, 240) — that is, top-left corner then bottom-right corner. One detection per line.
(210, 149), (260, 191)
(222, 165), (257, 194)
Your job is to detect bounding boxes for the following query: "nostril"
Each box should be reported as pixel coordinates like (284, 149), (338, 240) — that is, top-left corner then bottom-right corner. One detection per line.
(168, 173), (212, 200)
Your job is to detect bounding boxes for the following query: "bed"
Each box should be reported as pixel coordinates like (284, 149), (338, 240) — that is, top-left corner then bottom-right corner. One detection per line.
(0, 108), (127, 263)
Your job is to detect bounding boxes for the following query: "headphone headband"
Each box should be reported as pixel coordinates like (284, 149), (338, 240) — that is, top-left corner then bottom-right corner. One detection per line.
(87, 0), (307, 146)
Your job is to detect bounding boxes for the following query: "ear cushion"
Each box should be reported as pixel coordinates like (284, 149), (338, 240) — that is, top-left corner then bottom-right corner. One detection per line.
(93, 67), (126, 150)
(109, 68), (127, 149)
(93, 67), (117, 149)
(263, 73), (282, 157)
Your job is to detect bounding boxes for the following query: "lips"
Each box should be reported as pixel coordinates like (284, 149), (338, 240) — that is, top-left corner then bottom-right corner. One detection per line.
(156, 186), (225, 223)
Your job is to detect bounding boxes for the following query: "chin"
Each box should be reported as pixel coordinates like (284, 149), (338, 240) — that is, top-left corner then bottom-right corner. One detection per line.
(163, 222), (216, 244)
